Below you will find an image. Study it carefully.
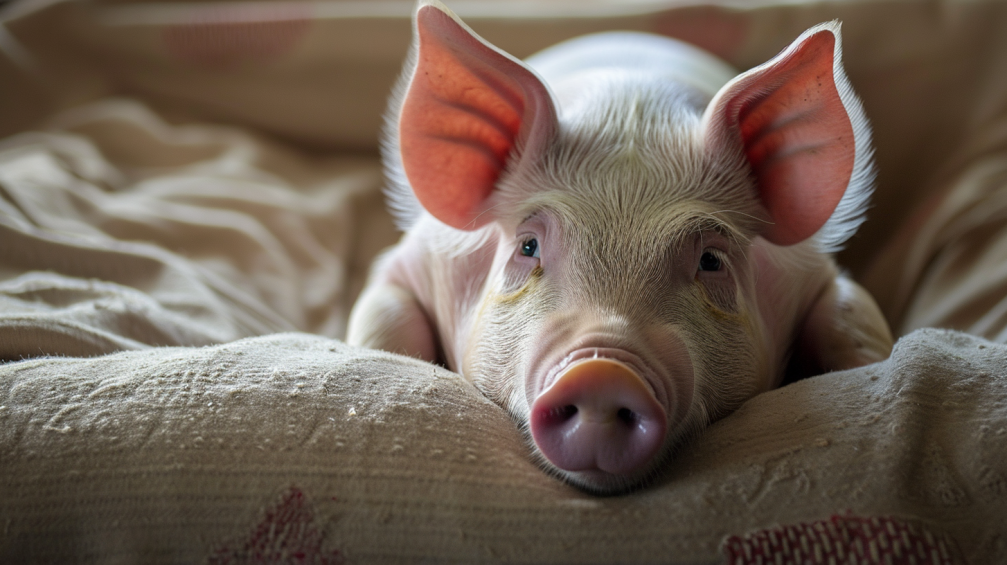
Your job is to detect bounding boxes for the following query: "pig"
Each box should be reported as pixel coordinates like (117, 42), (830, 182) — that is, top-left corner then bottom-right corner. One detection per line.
(348, 0), (894, 494)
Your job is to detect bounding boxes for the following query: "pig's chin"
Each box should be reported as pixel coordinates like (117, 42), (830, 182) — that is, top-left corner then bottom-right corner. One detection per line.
(544, 454), (671, 495)
(526, 348), (675, 495)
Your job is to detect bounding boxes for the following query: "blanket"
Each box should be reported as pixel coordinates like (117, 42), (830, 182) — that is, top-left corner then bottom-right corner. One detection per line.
(0, 99), (393, 358)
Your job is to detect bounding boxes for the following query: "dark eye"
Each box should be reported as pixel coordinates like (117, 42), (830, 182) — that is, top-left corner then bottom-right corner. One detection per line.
(699, 251), (722, 272)
(521, 238), (540, 259)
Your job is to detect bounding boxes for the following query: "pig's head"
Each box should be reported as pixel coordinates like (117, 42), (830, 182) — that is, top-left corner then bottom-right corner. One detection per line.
(389, 0), (873, 493)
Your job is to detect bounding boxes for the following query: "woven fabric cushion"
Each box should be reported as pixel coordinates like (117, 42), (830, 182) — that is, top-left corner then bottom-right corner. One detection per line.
(1, 328), (1004, 563)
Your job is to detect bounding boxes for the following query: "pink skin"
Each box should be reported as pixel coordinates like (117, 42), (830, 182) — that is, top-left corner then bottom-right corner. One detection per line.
(348, 1), (893, 494)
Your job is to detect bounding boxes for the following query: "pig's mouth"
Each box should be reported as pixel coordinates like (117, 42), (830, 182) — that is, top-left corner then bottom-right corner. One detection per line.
(528, 344), (674, 494)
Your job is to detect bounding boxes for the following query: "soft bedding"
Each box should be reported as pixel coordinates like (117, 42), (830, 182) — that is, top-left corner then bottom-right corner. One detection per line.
(2, 0), (1007, 562)
(0, 98), (393, 357)
(1, 329), (1002, 563)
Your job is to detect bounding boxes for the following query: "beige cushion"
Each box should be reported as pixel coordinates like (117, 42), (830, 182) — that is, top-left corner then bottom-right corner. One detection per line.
(1, 329), (1002, 563)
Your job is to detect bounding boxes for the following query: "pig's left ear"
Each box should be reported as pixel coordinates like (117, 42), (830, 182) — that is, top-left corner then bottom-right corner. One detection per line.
(702, 22), (873, 247)
(398, 1), (558, 230)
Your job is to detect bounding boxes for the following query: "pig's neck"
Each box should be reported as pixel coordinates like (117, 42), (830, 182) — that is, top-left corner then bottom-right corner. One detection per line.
(387, 217), (499, 372)
(749, 237), (838, 387)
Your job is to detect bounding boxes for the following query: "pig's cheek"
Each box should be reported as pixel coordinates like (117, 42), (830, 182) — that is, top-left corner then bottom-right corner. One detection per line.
(461, 308), (526, 418)
(657, 333), (697, 432)
(678, 284), (769, 423)
(695, 269), (738, 315)
(495, 267), (542, 303)
(463, 276), (549, 419)
(498, 254), (543, 297)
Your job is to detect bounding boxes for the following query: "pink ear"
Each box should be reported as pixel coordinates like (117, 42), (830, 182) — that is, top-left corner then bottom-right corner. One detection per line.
(399, 3), (557, 230)
(703, 24), (860, 246)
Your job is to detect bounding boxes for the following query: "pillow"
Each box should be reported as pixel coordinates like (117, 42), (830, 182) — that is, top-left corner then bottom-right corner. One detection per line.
(1, 328), (1001, 563)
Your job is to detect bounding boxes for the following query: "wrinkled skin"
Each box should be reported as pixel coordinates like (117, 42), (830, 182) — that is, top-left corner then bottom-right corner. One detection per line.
(349, 0), (893, 494)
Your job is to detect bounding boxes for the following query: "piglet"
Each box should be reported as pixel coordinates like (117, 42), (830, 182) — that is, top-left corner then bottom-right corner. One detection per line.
(348, 0), (893, 494)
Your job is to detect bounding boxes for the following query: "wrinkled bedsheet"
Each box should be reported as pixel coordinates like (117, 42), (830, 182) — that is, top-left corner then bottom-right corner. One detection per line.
(0, 99), (394, 359)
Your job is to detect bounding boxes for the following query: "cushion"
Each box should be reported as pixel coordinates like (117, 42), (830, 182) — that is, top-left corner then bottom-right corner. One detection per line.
(0, 328), (1001, 563)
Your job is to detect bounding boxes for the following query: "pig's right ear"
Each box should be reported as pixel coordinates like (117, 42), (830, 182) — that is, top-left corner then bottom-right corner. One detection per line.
(702, 22), (873, 247)
(398, 0), (558, 231)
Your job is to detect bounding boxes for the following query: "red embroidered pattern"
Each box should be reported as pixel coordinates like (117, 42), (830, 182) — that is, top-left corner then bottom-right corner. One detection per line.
(722, 514), (965, 565)
(209, 486), (344, 565)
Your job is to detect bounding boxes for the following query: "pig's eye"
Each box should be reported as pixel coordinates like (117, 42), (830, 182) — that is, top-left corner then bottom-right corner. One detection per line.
(521, 238), (540, 259)
(698, 251), (722, 272)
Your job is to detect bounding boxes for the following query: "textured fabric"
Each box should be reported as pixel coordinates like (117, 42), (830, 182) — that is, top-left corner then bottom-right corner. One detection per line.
(0, 99), (396, 360)
(208, 487), (348, 565)
(2, 329), (1006, 564)
(863, 106), (1007, 342)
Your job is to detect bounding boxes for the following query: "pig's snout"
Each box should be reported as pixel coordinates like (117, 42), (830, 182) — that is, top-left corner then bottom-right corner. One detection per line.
(530, 359), (667, 477)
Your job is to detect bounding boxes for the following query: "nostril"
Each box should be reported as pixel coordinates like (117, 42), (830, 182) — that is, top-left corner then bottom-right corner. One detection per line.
(544, 403), (637, 426)
(616, 407), (636, 425)
(545, 404), (577, 423)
